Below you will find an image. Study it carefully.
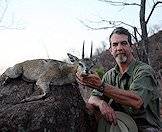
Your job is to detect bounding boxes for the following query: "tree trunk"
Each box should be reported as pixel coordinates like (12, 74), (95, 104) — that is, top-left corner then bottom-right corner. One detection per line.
(139, 0), (150, 64)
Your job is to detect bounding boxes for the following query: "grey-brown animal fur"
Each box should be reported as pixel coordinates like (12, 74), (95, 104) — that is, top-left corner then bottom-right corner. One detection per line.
(2, 50), (96, 102)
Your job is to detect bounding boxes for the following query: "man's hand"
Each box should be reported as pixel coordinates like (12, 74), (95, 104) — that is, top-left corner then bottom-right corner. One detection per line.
(75, 72), (102, 89)
(99, 100), (117, 125)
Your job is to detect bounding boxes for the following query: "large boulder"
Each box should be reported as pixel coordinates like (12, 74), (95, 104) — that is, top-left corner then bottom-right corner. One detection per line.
(0, 75), (97, 132)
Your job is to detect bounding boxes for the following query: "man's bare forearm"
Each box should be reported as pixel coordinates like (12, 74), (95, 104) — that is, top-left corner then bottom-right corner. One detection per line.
(103, 84), (143, 109)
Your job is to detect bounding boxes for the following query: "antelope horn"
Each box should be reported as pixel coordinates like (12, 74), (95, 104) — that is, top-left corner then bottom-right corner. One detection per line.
(90, 41), (93, 58)
(82, 40), (85, 59)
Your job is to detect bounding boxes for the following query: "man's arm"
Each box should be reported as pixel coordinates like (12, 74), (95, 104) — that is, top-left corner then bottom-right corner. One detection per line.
(102, 84), (143, 109)
(88, 95), (117, 125)
(76, 73), (143, 109)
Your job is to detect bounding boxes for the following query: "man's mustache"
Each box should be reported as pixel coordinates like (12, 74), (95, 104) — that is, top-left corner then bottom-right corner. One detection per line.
(115, 52), (126, 57)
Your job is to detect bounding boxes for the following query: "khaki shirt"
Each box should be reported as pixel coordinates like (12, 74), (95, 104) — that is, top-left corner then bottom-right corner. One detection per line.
(92, 59), (160, 129)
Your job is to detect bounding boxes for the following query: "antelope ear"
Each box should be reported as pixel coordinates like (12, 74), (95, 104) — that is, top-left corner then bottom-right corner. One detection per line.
(67, 53), (79, 63)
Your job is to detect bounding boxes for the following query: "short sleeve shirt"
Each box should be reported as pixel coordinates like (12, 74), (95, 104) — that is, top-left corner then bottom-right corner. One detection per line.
(92, 59), (160, 128)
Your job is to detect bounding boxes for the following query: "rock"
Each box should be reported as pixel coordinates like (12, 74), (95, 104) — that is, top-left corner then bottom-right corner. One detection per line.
(0, 75), (97, 132)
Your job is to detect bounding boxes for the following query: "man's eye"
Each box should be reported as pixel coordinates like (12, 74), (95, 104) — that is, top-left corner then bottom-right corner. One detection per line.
(112, 43), (118, 47)
(79, 63), (83, 67)
(121, 41), (128, 45)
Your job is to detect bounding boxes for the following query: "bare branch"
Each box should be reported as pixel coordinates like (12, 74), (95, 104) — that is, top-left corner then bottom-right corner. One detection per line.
(0, 0), (25, 30)
(78, 19), (117, 30)
(146, 1), (162, 24)
(153, 0), (156, 4)
(0, 0), (8, 23)
(79, 19), (136, 30)
(0, 25), (25, 30)
(79, 18), (142, 40)
(98, 0), (141, 6)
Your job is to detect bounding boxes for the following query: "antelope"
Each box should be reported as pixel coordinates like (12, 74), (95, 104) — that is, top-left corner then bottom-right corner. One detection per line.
(1, 41), (96, 102)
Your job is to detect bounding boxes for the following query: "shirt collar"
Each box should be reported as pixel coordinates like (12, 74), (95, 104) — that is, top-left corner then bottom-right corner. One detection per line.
(114, 59), (137, 76)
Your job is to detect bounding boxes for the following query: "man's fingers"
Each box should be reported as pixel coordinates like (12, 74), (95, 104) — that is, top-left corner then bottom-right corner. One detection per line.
(105, 112), (113, 123)
(107, 111), (117, 125)
(112, 111), (117, 125)
(75, 74), (99, 89)
(105, 111), (115, 124)
(102, 107), (117, 125)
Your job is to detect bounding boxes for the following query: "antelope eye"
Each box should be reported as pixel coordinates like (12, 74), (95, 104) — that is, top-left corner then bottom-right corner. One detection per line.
(79, 63), (83, 67)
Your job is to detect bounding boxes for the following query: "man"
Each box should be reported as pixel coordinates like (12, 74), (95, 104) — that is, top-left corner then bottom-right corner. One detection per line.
(76, 27), (160, 132)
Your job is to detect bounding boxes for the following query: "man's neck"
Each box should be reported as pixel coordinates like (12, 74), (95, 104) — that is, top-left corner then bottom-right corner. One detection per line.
(118, 57), (134, 74)
(118, 63), (128, 74)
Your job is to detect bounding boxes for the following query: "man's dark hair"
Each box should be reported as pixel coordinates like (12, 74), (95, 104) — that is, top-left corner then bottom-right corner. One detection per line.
(109, 27), (132, 46)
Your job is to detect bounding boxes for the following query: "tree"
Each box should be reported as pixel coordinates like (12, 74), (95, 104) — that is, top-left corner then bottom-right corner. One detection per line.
(0, 0), (24, 30)
(80, 0), (162, 64)
(0, 0), (8, 28)
(94, 41), (107, 56)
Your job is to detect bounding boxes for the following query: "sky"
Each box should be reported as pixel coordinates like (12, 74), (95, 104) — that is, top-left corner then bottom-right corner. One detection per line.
(0, 0), (162, 73)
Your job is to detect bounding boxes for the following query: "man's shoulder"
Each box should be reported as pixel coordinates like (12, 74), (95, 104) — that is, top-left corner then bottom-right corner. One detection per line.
(133, 60), (156, 78)
(134, 60), (154, 72)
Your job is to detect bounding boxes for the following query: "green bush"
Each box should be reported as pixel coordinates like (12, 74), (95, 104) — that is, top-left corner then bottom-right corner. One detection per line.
(95, 66), (105, 78)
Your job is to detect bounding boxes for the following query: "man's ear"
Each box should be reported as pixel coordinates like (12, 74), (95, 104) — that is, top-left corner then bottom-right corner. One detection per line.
(108, 48), (113, 55)
(67, 53), (79, 63)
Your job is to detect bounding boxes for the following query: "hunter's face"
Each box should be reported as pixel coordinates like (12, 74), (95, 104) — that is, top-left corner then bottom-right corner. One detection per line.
(109, 34), (133, 64)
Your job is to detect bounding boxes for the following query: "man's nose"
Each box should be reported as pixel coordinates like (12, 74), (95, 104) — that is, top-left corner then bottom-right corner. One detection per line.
(116, 43), (123, 51)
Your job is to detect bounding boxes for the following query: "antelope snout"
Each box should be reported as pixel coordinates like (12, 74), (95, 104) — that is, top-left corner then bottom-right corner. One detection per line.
(85, 69), (89, 74)
(80, 69), (89, 77)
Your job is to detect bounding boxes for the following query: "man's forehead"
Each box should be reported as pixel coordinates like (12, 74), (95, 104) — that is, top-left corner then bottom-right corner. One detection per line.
(110, 34), (128, 43)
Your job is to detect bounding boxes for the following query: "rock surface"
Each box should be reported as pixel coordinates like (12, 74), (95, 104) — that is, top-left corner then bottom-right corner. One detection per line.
(0, 75), (97, 132)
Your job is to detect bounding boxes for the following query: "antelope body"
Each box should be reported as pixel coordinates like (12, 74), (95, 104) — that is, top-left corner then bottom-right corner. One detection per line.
(2, 42), (96, 102)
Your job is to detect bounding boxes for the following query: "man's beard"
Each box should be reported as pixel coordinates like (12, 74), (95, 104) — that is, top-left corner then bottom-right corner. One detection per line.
(115, 54), (127, 64)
